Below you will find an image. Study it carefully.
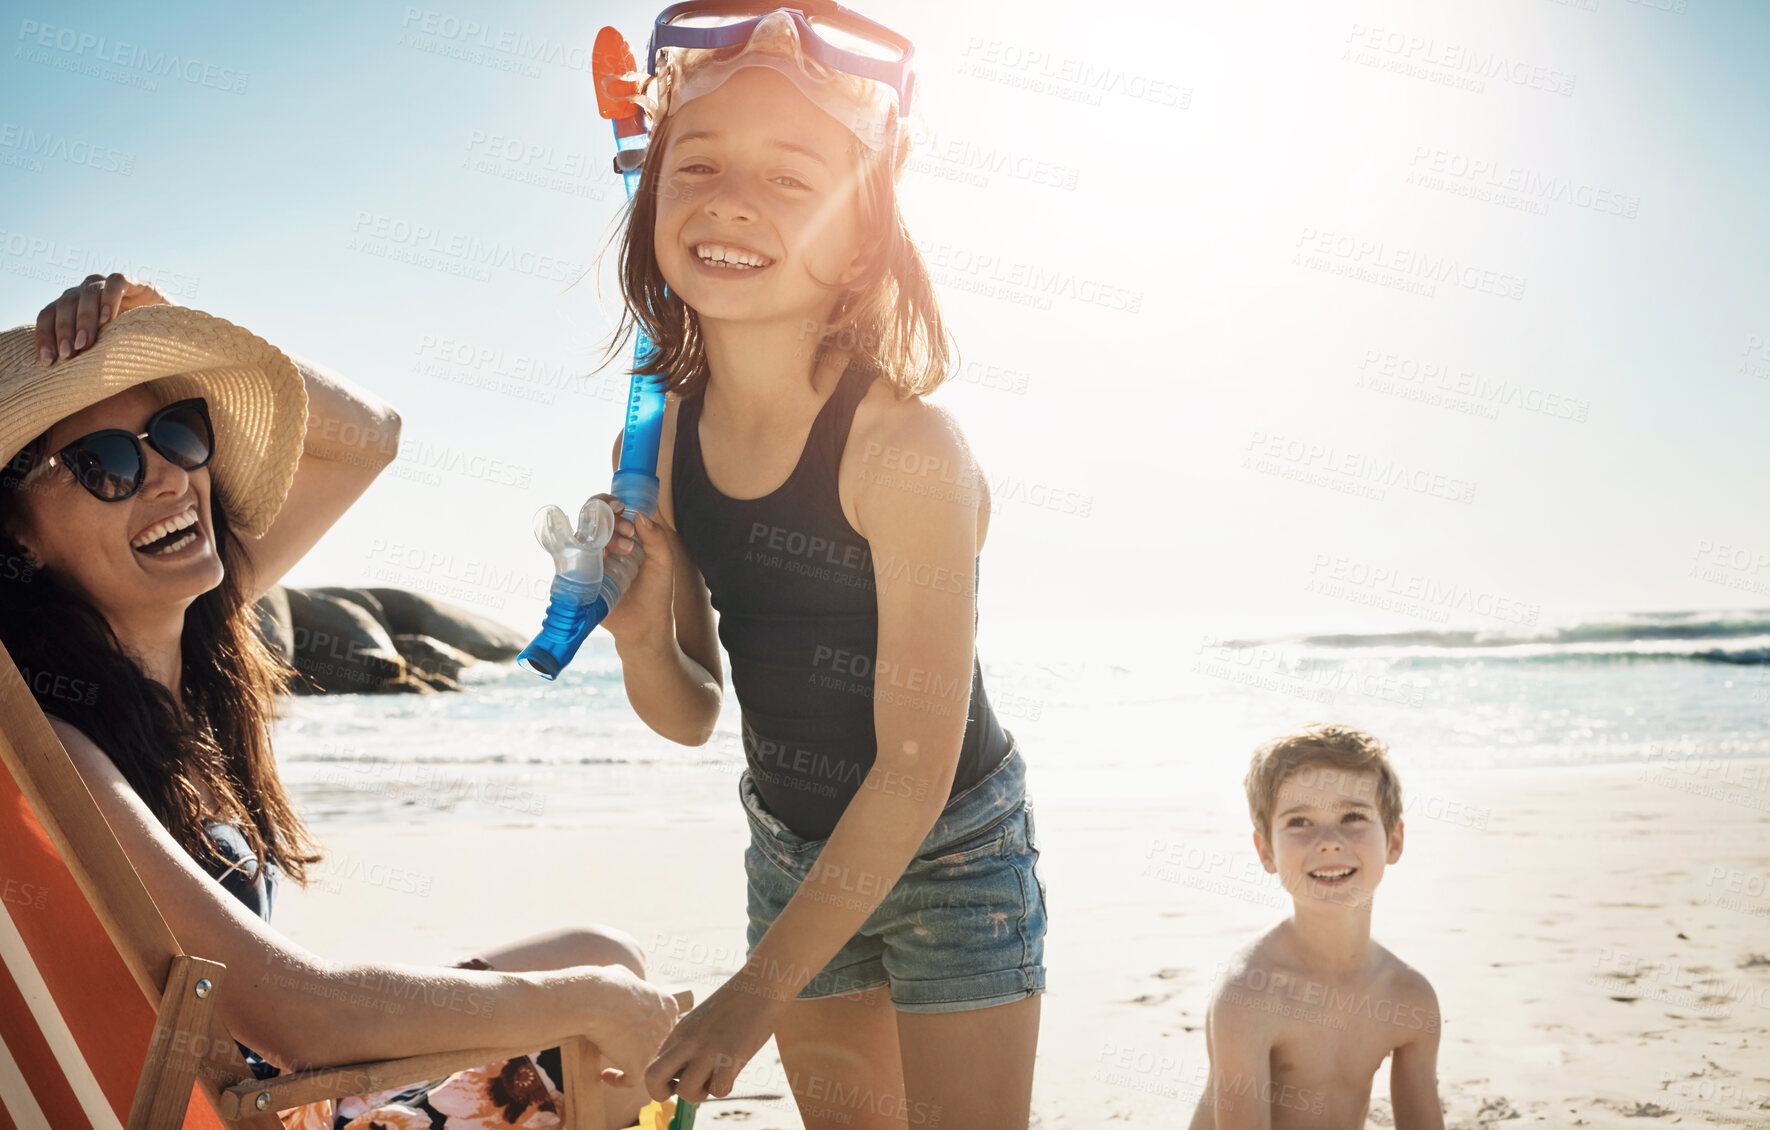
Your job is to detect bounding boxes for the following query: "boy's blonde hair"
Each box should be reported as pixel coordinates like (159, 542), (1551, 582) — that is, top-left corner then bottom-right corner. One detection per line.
(1244, 723), (1403, 841)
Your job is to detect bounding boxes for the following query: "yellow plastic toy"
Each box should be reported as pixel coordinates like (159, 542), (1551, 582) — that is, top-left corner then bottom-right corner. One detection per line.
(626, 1096), (697, 1130)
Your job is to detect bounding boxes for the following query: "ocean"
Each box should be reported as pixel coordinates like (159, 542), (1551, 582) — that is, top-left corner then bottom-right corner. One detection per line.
(274, 609), (1770, 823)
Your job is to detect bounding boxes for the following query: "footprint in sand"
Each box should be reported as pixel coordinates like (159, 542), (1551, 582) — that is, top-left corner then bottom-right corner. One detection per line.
(1594, 1099), (1674, 1118)
(1124, 967), (1193, 1005)
(1694, 1055), (1736, 1077)
(1476, 1095), (1521, 1122)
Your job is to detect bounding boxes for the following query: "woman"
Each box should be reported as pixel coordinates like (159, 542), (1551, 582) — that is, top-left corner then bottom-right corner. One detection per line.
(3, 274), (677, 1129)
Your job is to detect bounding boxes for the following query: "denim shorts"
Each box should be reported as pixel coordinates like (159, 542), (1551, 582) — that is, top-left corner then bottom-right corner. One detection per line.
(740, 745), (1047, 1013)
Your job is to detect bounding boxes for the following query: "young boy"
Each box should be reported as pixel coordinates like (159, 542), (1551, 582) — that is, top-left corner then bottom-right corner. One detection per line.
(1189, 723), (1444, 1129)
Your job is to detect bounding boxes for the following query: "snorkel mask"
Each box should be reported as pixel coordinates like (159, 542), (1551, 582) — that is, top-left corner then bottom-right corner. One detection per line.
(641, 1), (915, 152)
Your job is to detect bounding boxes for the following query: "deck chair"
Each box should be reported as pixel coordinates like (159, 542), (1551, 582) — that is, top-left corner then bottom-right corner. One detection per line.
(0, 639), (690, 1130)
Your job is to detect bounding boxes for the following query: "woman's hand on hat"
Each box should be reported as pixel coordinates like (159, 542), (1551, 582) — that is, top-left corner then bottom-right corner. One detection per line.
(35, 272), (169, 365)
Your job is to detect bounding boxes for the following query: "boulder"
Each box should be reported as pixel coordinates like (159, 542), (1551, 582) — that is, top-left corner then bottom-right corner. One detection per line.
(312, 587), (392, 636)
(366, 588), (527, 662)
(392, 633), (472, 689)
(253, 586), (295, 663)
(283, 588), (407, 695)
(266, 585), (525, 694)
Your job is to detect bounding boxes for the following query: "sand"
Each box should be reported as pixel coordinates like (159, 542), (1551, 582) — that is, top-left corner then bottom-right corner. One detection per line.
(274, 757), (1770, 1128)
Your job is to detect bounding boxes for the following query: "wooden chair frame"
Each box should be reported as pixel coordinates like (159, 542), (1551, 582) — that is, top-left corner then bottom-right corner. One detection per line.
(0, 641), (688, 1130)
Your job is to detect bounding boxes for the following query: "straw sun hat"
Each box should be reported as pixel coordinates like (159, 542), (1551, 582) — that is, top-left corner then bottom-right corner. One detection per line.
(0, 305), (307, 538)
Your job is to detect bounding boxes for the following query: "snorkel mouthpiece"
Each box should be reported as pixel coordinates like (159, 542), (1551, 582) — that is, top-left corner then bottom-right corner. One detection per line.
(517, 498), (613, 680)
(517, 473), (659, 680)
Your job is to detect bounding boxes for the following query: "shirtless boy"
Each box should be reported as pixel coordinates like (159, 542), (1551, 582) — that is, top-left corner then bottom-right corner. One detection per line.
(1189, 723), (1444, 1129)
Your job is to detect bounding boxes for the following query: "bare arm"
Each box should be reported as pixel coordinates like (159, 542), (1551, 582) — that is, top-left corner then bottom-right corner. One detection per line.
(48, 718), (676, 1078)
(602, 428), (723, 745)
(1389, 975), (1445, 1130)
(236, 352), (401, 602)
(1203, 986), (1276, 1130)
(1188, 1008), (1217, 1130)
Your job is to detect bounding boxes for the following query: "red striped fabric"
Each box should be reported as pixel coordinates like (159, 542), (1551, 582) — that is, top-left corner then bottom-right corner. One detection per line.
(0, 945), (92, 1130)
(0, 766), (222, 1129)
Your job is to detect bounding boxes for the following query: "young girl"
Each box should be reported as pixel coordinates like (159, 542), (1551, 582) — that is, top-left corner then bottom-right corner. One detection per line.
(591, 6), (1047, 1126)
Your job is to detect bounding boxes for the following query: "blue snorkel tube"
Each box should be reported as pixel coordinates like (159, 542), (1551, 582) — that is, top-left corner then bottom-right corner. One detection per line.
(517, 28), (664, 681)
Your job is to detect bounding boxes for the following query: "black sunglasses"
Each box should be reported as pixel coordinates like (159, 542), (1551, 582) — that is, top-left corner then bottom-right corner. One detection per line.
(25, 398), (215, 502)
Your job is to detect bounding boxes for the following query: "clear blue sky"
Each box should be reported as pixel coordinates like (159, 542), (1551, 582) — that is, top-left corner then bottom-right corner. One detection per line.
(4, 0), (1766, 649)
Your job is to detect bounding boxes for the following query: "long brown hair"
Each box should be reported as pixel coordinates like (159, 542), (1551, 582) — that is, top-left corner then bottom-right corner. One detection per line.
(610, 72), (953, 401)
(0, 437), (321, 886)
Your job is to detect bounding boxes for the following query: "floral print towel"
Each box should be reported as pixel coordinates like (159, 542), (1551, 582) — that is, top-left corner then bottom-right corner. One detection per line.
(278, 1052), (565, 1130)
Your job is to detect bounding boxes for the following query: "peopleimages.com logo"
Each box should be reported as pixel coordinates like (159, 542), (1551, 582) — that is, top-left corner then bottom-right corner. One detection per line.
(15, 20), (250, 93)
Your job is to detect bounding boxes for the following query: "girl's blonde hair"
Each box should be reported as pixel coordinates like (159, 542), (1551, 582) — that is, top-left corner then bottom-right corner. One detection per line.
(609, 55), (951, 401)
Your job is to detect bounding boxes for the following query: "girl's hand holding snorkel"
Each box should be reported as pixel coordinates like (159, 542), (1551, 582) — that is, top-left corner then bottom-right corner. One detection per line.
(596, 495), (678, 648)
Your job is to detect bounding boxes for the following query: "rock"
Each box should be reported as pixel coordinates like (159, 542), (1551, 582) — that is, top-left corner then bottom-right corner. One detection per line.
(253, 586), (295, 663)
(312, 587), (392, 637)
(366, 588), (527, 662)
(270, 586), (526, 694)
(282, 589), (407, 695)
(380, 672), (442, 694)
(392, 634), (472, 688)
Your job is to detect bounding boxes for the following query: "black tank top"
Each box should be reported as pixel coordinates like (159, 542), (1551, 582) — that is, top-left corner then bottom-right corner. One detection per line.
(672, 359), (1014, 839)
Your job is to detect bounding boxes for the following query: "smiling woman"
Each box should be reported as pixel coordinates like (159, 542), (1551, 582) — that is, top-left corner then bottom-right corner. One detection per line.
(0, 276), (682, 1129)
(0, 301), (315, 885)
